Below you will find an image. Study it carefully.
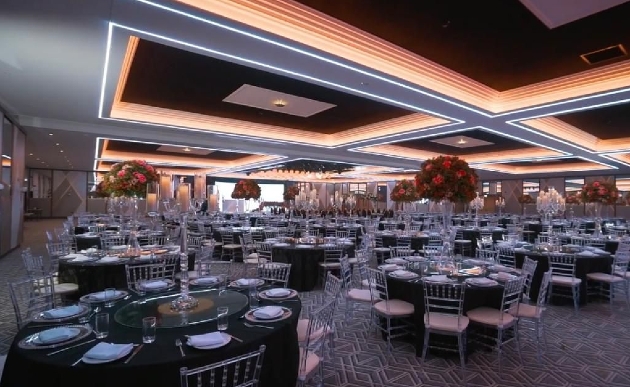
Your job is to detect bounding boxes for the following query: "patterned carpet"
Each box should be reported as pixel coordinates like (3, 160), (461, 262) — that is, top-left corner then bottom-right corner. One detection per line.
(2, 220), (630, 386)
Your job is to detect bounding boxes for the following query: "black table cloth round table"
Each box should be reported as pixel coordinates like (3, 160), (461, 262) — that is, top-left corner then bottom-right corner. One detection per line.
(380, 229), (505, 257)
(0, 289), (300, 387)
(272, 243), (355, 291)
(513, 250), (612, 305)
(386, 274), (503, 356)
(59, 251), (197, 297)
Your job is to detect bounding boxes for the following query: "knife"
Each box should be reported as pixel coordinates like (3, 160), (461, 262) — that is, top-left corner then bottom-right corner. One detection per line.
(47, 339), (96, 356)
(124, 344), (144, 364)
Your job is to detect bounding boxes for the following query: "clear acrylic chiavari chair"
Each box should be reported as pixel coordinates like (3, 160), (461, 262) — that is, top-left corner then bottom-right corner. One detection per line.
(257, 262), (291, 288)
(9, 275), (56, 329)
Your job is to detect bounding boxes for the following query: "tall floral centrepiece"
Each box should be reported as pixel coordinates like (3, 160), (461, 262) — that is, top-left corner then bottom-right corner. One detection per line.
(415, 156), (479, 232)
(283, 186), (300, 201)
(103, 160), (159, 197)
(579, 181), (619, 235)
(390, 179), (419, 202)
(231, 179), (261, 200)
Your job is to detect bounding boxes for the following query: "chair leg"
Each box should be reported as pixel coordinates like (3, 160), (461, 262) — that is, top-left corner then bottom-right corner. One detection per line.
(421, 329), (430, 363)
(457, 332), (466, 383)
(534, 320), (543, 363)
(572, 285), (579, 315)
(386, 317), (392, 352)
(513, 323), (523, 364)
(497, 329), (504, 376)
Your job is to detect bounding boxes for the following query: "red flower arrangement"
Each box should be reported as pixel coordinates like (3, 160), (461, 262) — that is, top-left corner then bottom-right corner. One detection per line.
(415, 155), (478, 202)
(579, 181), (619, 205)
(390, 179), (419, 202)
(231, 179), (261, 200)
(102, 160), (159, 197)
(283, 186), (300, 201)
(565, 193), (581, 205)
(625, 192), (630, 206)
(517, 194), (534, 204)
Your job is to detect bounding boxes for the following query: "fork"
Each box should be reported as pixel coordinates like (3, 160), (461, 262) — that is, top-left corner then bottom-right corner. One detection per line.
(175, 338), (185, 357)
(243, 323), (273, 330)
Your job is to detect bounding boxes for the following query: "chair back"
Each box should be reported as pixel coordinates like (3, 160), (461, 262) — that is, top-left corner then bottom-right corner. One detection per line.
(323, 272), (343, 302)
(548, 253), (577, 279)
(521, 257), (538, 300)
(497, 246), (516, 268)
(257, 262), (291, 287)
(499, 277), (525, 326)
(198, 260), (232, 288)
(125, 262), (167, 289)
(180, 345), (266, 387)
(9, 275), (55, 329)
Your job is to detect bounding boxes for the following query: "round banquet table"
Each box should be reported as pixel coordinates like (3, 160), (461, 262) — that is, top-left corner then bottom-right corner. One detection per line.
(380, 229), (505, 257)
(386, 272), (504, 356)
(272, 242), (355, 292)
(58, 250), (197, 297)
(0, 289), (300, 387)
(513, 250), (612, 305)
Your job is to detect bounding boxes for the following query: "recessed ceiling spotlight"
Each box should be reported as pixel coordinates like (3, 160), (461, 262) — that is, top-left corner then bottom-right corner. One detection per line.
(457, 138), (467, 145)
(272, 99), (287, 108)
(183, 147), (191, 152)
(360, 82), (369, 86)
(48, 133), (53, 136)
(60, 150), (64, 153)
(55, 143), (60, 146)
(41, 161), (45, 164)
(29, 153), (33, 156)
(36, 158), (40, 160)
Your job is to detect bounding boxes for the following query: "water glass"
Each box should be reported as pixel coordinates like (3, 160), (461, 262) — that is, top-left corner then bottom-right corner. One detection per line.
(217, 307), (229, 331)
(78, 302), (92, 324)
(136, 280), (146, 297)
(249, 284), (259, 308)
(95, 313), (109, 339)
(104, 288), (116, 308)
(142, 317), (157, 343)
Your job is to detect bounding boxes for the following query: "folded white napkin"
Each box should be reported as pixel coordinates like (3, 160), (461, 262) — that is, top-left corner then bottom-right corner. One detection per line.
(386, 258), (406, 263)
(578, 251), (596, 257)
(253, 306), (283, 319)
(42, 305), (82, 319)
(497, 272), (516, 280)
(425, 275), (450, 282)
(266, 288), (291, 297)
(591, 248), (608, 254)
(72, 255), (92, 262)
(84, 342), (134, 360)
(91, 290), (120, 300)
(196, 276), (219, 285)
(380, 264), (398, 270)
(491, 265), (511, 272)
(236, 278), (257, 286)
(143, 280), (168, 289)
(187, 332), (225, 347)
(469, 278), (496, 285)
(80, 248), (98, 254)
(99, 256), (119, 263)
(273, 243), (289, 247)
(392, 270), (413, 277)
(38, 327), (76, 343)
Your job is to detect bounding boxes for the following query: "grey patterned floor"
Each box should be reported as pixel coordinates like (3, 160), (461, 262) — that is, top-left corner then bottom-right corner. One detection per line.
(2, 220), (630, 386)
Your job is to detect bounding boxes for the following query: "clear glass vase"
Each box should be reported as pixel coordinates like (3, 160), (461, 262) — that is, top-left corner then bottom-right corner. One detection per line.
(593, 202), (602, 237)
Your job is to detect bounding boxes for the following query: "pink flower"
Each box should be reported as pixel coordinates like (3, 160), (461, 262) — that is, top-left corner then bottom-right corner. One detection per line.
(117, 170), (126, 177)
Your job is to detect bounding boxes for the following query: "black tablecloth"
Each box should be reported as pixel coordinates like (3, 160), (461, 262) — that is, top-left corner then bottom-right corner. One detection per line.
(59, 251), (197, 297)
(272, 244), (355, 291)
(513, 251), (612, 305)
(387, 275), (503, 356)
(0, 291), (300, 387)
(380, 229), (505, 257)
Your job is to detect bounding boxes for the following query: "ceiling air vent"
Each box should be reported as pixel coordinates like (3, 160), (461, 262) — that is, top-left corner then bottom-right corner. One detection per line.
(580, 44), (627, 65)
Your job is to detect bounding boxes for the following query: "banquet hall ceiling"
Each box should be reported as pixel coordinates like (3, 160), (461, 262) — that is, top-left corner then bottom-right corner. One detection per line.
(294, 0), (630, 90)
(3, 0), (630, 179)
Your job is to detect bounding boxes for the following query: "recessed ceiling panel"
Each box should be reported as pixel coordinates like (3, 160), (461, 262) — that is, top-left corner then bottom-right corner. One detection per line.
(105, 140), (249, 161)
(223, 84), (336, 117)
(157, 145), (213, 156)
(430, 135), (493, 148)
(393, 129), (528, 155)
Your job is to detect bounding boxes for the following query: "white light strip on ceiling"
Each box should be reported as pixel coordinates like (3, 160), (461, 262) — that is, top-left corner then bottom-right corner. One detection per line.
(506, 120), (595, 154)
